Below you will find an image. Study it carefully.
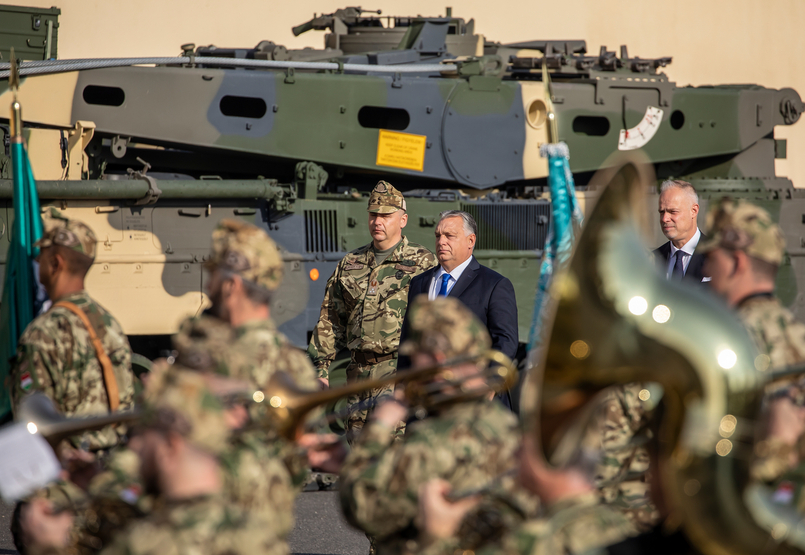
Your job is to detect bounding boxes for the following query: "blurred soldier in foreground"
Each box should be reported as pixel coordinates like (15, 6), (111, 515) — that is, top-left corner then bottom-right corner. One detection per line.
(307, 181), (436, 441)
(17, 369), (282, 555)
(699, 199), (805, 483)
(595, 385), (659, 531)
(338, 296), (525, 554)
(169, 317), (304, 536)
(417, 434), (637, 555)
(177, 218), (320, 518)
(196, 218), (318, 392)
(10, 207), (134, 452)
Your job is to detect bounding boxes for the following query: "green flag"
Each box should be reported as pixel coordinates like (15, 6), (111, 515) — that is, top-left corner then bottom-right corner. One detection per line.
(0, 51), (43, 420)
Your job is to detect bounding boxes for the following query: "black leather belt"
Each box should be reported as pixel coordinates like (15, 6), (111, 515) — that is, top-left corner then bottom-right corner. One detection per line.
(352, 351), (398, 365)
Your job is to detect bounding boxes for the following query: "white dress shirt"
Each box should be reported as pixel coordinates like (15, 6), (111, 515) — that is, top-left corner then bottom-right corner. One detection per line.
(428, 256), (474, 300)
(666, 227), (701, 278)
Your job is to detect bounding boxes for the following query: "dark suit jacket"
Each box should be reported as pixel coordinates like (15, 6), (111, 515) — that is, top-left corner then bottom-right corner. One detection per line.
(400, 257), (519, 365)
(653, 233), (708, 284)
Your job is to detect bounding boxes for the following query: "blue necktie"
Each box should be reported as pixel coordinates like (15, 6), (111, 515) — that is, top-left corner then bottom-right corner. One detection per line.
(672, 250), (685, 278)
(438, 273), (451, 297)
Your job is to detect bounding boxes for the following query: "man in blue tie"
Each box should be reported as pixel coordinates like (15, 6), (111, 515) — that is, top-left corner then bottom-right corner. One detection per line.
(401, 210), (519, 407)
(653, 180), (709, 284)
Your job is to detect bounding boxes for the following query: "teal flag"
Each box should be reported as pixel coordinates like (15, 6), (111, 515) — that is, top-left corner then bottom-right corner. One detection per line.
(527, 142), (583, 356)
(0, 139), (43, 419)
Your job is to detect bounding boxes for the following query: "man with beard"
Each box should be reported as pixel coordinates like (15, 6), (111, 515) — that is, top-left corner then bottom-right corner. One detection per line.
(197, 218), (318, 393)
(10, 207), (134, 452)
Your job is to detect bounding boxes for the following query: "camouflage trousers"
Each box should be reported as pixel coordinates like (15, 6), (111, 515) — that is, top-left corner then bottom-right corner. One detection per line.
(345, 358), (397, 445)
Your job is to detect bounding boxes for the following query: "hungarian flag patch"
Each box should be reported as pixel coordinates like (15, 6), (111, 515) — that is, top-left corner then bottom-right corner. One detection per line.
(20, 372), (33, 391)
(773, 481), (795, 505)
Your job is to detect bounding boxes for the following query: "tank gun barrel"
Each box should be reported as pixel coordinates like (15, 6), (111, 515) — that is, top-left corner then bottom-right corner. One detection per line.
(0, 179), (286, 200)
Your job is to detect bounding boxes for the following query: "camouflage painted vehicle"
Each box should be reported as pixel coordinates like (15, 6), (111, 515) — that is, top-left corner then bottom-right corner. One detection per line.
(0, 7), (802, 358)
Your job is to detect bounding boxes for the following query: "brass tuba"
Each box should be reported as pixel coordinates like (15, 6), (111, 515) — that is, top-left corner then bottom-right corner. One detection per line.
(523, 153), (805, 554)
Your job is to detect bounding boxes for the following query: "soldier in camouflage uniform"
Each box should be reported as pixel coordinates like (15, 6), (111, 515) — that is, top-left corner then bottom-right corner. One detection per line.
(18, 369), (283, 555)
(339, 296), (524, 555)
(180, 219), (317, 491)
(308, 181), (436, 441)
(416, 428), (637, 555)
(10, 207), (134, 452)
(191, 218), (319, 392)
(698, 198), (805, 483)
(170, 316), (306, 536)
(595, 384), (659, 531)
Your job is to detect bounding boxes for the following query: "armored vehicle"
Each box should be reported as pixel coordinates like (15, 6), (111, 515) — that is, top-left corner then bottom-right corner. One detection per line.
(0, 7), (802, 359)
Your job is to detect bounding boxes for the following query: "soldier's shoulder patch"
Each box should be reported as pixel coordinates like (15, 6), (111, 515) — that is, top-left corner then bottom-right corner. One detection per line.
(772, 481), (796, 505)
(20, 370), (33, 391)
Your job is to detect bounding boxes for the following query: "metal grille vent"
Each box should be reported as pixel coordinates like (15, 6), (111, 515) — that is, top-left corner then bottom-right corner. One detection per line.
(461, 202), (551, 251)
(304, 209), (339, 253)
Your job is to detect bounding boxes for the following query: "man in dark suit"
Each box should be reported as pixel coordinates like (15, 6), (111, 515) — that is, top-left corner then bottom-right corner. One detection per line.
(653, 180), (709, 284)
(401, 210), (518, 406)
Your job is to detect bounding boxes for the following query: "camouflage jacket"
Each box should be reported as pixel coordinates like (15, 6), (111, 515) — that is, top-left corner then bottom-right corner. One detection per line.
(738, 295), (805, 369)
(340, 400), (521, 555)
(307, 236), (436, 378)
(422, 492), (637, 555)
(739, 296), (805, 483)
(230, 318), (319, 391)
(220, 430), (300, 539)
(10, 291), (134, 451)
(596, 384), (659, 531)
(98, 495), (285, 555)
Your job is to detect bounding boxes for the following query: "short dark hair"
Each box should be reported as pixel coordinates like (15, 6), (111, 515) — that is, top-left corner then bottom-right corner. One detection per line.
(748, 255), (779, 282)
(54, 245), (93, 276)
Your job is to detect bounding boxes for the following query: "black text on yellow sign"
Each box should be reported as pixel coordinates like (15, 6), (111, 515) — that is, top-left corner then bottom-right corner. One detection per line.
(375, 130), (427, 172)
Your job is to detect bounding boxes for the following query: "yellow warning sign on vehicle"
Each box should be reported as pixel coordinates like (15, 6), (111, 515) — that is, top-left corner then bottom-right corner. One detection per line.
(376, 130), (427, 172)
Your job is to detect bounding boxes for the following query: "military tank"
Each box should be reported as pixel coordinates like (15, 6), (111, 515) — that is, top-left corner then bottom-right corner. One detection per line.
(0, 6), (802, 359)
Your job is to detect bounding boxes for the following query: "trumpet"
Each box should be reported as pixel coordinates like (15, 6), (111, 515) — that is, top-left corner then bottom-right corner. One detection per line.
(257, 349), (518, 440)
(17, 393), (141, 448)
(15, 348), (517, 446)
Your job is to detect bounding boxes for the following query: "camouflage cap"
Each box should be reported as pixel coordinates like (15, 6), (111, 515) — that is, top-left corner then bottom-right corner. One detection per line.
(34, 207), (97, 259)
(140, 368), (230, 455)
(367, 180), (407, 214)
(205, 219), (283, 291)
(172, 316), (236, 376)
(399, 295), (491, 359)
(699, 198), (786, 265)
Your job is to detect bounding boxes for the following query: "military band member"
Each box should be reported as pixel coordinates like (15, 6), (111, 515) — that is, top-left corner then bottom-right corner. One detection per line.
(173, 219), (321, 532)
(417, 434), (637, 555)
(307, 181), (436, 441)
(339, 296), (523, 555)
(10, 207), (134, 452)
(17, 369), (283, 555)
(698, 199), (805, 483)
(195, 218), (319, 393)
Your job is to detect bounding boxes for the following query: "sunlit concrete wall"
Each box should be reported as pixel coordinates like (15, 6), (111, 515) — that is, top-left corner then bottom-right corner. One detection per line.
(12, 0), (804, 187)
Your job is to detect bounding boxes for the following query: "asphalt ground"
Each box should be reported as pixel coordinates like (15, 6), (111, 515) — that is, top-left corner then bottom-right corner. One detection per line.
(0, 492), (368, 555)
